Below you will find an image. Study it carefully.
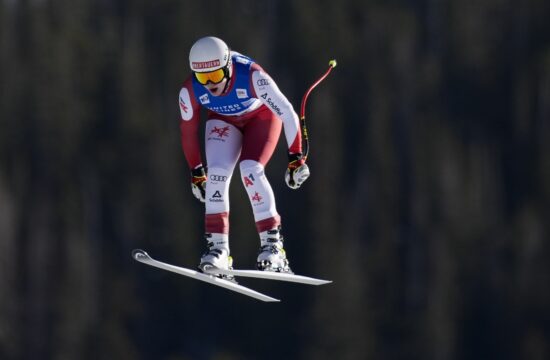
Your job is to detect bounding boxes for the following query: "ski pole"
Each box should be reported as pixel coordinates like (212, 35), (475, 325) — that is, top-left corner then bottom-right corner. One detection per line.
(299, 59), (337, 160)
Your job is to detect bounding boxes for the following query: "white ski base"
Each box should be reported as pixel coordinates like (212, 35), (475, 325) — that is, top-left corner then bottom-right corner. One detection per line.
(132, 249), (279, 302)
(203, 266), (332, 285)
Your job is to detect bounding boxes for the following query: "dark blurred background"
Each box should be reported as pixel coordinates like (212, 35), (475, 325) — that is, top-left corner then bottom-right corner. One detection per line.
(1, 0), (549, 359)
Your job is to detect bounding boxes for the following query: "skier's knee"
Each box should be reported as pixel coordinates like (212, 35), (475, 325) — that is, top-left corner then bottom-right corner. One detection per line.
(205, 167), (231, 212)
(240, 160), (264, 187)
(207, 167), (231, 185)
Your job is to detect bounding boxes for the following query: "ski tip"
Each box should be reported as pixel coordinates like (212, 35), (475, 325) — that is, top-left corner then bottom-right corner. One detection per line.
(317, 280), (333, 285)
(131, 249), (150, 261)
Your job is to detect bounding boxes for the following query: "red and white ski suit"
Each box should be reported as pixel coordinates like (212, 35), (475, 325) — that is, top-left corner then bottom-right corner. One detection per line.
(178, 52), (302, 238)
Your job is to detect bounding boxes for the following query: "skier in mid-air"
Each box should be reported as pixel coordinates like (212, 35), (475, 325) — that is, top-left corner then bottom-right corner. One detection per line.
(178, 36), (309, 273)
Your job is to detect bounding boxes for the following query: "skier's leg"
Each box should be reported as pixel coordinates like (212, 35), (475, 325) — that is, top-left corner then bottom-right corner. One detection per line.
(240, 110), (291, 272)
(200, 119), (242, 270)
(240, 159), (280, 231)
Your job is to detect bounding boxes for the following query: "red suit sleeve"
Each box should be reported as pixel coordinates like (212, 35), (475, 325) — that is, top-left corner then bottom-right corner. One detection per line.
(178, 77), (203, 169)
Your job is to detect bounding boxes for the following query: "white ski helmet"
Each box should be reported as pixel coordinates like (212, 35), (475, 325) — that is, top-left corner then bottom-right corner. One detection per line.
(189, 36), (230, 73)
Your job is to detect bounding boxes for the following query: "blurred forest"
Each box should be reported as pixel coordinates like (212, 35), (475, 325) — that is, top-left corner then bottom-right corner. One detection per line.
(1, 0), (550, 359)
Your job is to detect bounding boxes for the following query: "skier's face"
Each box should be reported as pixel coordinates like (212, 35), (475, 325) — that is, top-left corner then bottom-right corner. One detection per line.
(202, 65), (232, 96)
(204, 78), (228, 96)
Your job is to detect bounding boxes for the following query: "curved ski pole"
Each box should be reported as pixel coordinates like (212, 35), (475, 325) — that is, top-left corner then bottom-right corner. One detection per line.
(299, 59), (337, 160)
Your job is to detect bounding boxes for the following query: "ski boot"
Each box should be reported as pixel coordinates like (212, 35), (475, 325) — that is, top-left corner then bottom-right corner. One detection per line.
(198, 234), (235, 281)
(256, 227), (293, 273)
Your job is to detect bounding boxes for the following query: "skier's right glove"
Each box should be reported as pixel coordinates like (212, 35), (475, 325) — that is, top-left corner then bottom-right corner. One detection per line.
(191, 165), (207, 202)
(285, 153), (310, 189)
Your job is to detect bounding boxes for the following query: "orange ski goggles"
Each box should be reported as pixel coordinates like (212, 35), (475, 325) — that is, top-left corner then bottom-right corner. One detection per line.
(194, 68), (228, 85)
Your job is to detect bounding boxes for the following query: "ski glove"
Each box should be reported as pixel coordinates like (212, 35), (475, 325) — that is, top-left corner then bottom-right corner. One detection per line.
(191, 165), (207, 202)
(285, 153), (310, 189)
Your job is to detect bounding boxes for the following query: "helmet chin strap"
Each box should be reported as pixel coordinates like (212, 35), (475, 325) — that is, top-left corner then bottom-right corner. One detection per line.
(220, 62), (232, 94)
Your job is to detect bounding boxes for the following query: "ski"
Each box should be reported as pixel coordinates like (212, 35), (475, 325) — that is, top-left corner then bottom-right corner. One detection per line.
(203, 266), (332, 286)
(132, 249), (280, 302)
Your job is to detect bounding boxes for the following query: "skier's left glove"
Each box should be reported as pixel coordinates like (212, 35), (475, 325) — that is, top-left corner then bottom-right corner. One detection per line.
(191, 165), (207, 202)
(285, 153), (310, 189)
